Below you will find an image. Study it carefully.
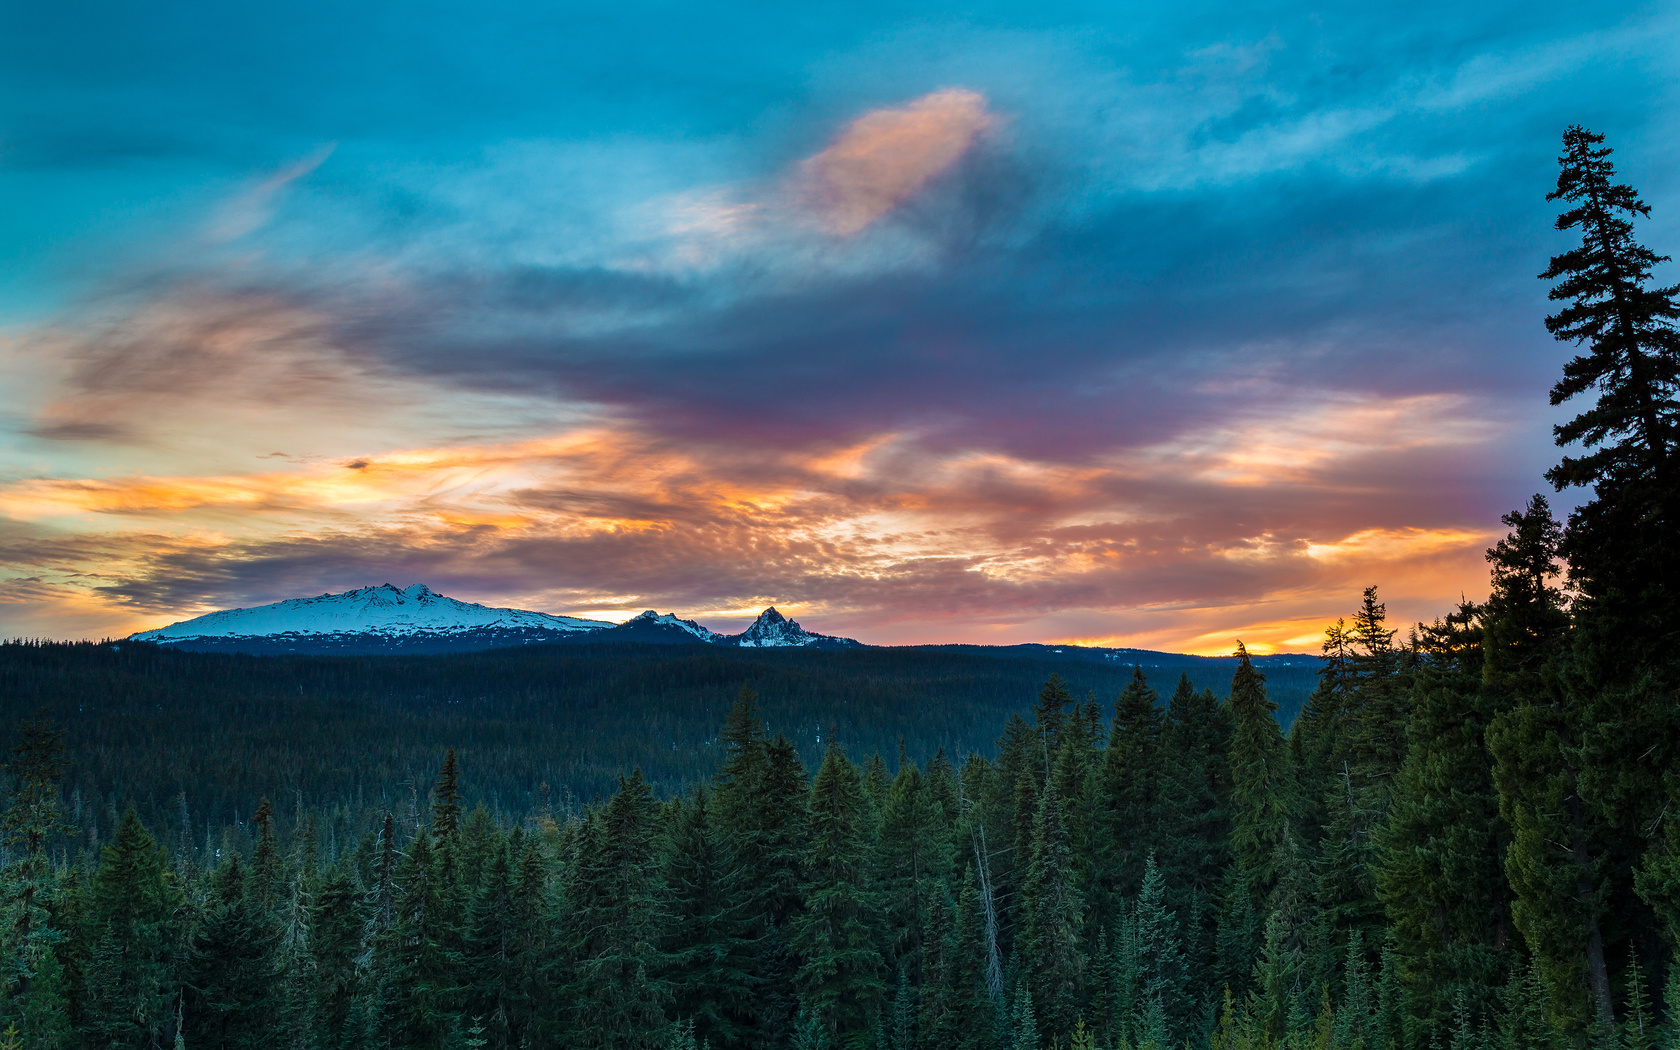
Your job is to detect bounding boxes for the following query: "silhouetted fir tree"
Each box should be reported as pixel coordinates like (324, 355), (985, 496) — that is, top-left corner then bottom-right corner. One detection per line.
(1227, 645), (1290, 898)
(80, 808), (182, 1049)
(793, 745), (884, 1050)
(49, 866), (88, 1040)
(564, 770), (669, 1050)
(715, 692), (768, 829)
(663, 788), (755, 1049)
(184, 854), (282, 1049)
(1101, 667), (1165, 905)
(1539, 126), (1680, 641)
(864, 756), (892, 822)
(1010, 767), (1041, 938)
(1249, 826), (1316, 1044)
(1377, 599), (1513, 1037)
(1019, 778), (1085, 1042)
(1373, 936), (1404, 1050)
(916, 885), (958, 1050)
(1159, 677), (1233, 899)
(1488, 659), (1621, 1037)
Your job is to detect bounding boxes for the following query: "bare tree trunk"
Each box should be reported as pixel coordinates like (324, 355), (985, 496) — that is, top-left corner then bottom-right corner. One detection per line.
(973, 826), (1004, 1003)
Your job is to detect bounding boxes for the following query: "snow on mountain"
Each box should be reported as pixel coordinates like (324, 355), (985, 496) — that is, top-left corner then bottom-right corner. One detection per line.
(133, 584), (612, 642)
(726, 607), (862, 649)
(607, 610), (723, 642)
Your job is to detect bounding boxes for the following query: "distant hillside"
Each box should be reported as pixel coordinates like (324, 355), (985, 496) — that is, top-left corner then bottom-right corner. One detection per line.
(0, 639), (1317, 840)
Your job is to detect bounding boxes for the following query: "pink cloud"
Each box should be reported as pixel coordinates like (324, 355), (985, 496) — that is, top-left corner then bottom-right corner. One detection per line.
(800, 88), (993, 235)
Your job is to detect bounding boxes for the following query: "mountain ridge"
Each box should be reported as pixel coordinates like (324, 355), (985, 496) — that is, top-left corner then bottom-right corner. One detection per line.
(127, 583), (1306, 663)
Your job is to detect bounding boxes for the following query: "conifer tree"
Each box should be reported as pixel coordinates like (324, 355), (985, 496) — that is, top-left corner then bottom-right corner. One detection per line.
(1214, 863), (1262, 1003)
(564, 770), (669, 1050)
(391, 828), (455, 1048)
(743, 735), (811, 1045)
(1101, 668), (1165, 904)
(1134, 855), (1193, 1047)
(944, 872), (996, 1050)
(433, 748), (465, 844)
(1622, 949), (1656, 1050)
(251, 796), (284, 910)
(663, 788), (755, 1049)
(1539, 126), (1680, 634)
(0, 713), (69, 1031)
(460, 835), (521, 1050)
(183, 854), (282, 1048)
(1010, 985), (1039, 1050)
(310, 857), (365, 1050)
(1377, 600), (1512, 1036)
(1226, 646), (1290, 898)
(793, 745), (884, 1050)
(876, 759), (945, 974)
(1034, 675), (1074, 765)
(80, 808), (182, 1048)
(1019, 778), (1085, 1041)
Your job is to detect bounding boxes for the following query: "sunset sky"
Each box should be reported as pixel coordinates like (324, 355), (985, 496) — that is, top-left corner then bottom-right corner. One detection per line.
(2, 1), (1677, 651)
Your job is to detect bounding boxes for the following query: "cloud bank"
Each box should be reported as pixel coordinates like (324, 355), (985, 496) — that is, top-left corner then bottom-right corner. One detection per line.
(2, 4), (1676, 650)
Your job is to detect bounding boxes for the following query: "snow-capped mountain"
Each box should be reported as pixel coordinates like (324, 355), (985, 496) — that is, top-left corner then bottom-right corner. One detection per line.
(132, 584), (612, 654)
(128, 585), (862, 655)
(586, 610), (724, 645)
(723, 607), (862, 649)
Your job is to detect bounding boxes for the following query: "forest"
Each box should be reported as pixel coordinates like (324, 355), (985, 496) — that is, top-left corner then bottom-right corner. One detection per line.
(0, 127), (1676, 1050)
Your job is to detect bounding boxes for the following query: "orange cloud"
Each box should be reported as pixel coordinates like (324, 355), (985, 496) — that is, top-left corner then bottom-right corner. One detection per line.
(801, 88), (993, 235)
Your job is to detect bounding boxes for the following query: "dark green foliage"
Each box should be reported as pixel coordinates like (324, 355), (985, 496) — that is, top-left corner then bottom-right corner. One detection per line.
(664, 788), (755, 1049)
(1227, 646), (1289, 898)
(1019, 778), (1085, 1040)
(80, 808), (183, 1049)
(1101, 667), (1165, 903)
(793, 745), (883, 1049)
(564, 770), (670, 1050)
(1539, 127), (1680, 640)
(183, 855), (281, 1048)
(1377, 601), (1512, 1037)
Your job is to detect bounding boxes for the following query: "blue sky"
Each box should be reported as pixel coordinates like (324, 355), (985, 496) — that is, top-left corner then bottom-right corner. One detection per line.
(1, 0), (1676, 648)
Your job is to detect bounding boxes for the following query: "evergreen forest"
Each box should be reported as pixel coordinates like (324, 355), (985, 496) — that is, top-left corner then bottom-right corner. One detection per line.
(1, 126), (1678, 1050)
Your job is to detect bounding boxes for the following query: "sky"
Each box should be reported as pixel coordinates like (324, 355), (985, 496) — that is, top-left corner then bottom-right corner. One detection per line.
(1, 1), (1677, 652)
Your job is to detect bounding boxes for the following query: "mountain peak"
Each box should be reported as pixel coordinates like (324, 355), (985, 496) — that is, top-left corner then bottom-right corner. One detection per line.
(729, 607), (861, 649)
(132, 584), (612, 649)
